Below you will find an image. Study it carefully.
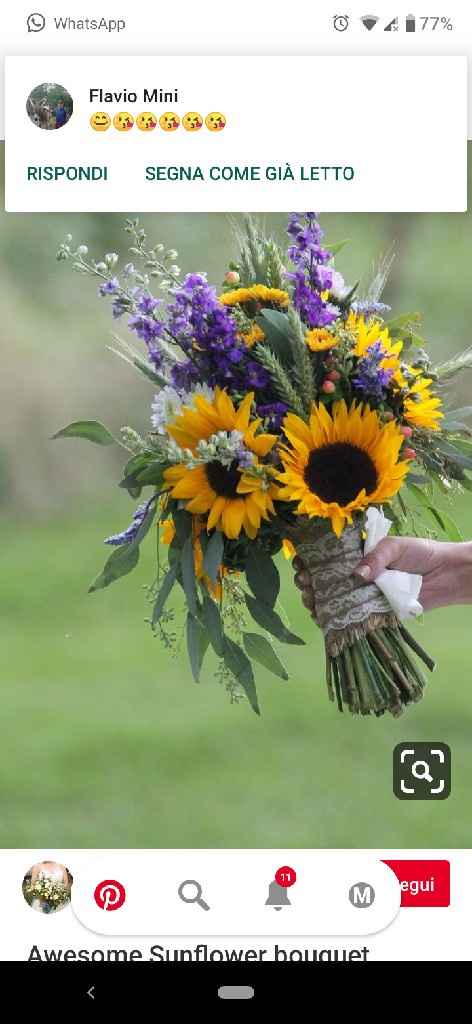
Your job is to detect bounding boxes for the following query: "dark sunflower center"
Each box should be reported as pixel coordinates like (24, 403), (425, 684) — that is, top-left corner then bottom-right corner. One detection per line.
(205, 459), (241, 498)
(304, 442), (378, 505)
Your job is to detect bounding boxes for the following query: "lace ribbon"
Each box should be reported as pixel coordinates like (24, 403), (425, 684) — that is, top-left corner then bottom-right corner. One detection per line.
(289, 517), (398, 656)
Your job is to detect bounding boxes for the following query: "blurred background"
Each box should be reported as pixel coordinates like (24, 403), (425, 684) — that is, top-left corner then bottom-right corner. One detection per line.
(1, 146), (472, 848)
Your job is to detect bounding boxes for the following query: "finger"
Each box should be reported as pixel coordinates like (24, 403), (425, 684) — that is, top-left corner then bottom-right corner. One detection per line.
(301, 589), (316, 611)
(353, 536), (404, 582)
(292, 556), (305, 572)
(294, 569), (311, 590)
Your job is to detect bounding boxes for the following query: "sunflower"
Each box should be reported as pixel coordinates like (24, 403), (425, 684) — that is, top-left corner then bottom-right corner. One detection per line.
(220, 284), (289, 308)
(277, 400), (409, 536)
(240, 323), (265, 348)
(403, 376), (443, 431)
(347, 312), (403, 374)
(305, 328), (338, 352)
(163, 388), (279, 539)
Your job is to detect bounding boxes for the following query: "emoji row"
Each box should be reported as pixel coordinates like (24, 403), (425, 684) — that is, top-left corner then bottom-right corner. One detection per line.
(90, 111), (227, 132)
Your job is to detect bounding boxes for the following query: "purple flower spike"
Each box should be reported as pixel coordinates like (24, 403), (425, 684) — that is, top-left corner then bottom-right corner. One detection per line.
(105, 496), (155, 547)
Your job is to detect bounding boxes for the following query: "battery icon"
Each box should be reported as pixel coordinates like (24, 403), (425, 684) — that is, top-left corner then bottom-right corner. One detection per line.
(406, 14), (416, 32)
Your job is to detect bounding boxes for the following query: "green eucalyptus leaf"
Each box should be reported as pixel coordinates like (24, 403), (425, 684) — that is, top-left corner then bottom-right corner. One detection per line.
(223, 637), (260, 715)
(172, 508), (192, 547)
(443, 406), (472, 421)
(89, 498), (156, 593)
(89, 544), (140, 593)
(152, 563), (178, 624)
(326, 238), (350, 257)
(181, 536), (198, 615)
(245, 546), (280, 608)
(243, 632), (288, 681)
(245, 594), (304, 645)
(385, 311), (422, 335)
(201, 595), (225, 657)
(431, 509), (462, 542)
(257, 309), (293, 364)
(186, 613), (209, 683)
(203, 531), (224, 583)
(52, 420), (115, 445)
(406, 482), (433, 507)
(119, 453), (151, 495)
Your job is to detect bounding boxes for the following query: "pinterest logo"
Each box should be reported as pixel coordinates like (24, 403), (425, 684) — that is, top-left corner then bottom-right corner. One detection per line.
(94, 879), (126, 911)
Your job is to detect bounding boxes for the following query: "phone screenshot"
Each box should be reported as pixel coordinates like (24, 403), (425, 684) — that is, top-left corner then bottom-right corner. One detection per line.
(1, 0), (470, 997)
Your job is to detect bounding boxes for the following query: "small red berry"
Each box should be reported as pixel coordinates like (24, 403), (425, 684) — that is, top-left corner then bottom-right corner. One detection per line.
(383, 411), (394, 421)
(326, 369), (341, 382)
(403, 447), (416, 460)
(322, 379), (336, 394)
(400, 425), (413, 438)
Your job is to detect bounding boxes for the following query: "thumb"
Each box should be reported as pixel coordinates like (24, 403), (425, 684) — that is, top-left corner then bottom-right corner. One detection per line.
(353, 536), (403, 582)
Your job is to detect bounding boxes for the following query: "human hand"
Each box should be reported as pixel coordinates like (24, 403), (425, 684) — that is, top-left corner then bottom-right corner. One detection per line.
(354, 536), (472, 611)
(294, 537), (472, 613)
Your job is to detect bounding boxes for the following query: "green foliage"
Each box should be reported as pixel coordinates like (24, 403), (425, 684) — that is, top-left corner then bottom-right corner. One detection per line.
(253, 342), (305, 416)
(223, 637), (260, 714)
(51, 420), (115, 446)
(186, 613), (209, 683)
(257, 309), (293, 364)
(245, 546), (280, 608)
(243, 632), (288, 681)
(201, 595), (225, 657)
(119, 452), (166, 497)
(245, 594), (304, 645)
(385, 311), (424, 347)
(406, 482), (463, 541)
(89, 498), (156, 592)
(203, 531), (224, 584)
(287, 306), (316, 413)
(181, 536), (198, 616)
(152, 564), (178, 624)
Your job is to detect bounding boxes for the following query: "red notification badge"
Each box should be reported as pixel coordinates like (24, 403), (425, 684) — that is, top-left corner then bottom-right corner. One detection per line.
(275, 865), (297, 888)
(383, 860), (450, 907)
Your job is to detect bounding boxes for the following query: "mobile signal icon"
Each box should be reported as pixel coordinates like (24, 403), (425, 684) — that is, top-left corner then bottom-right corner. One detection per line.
(384, 17), (399, 31)
(361, 14), (379, 31)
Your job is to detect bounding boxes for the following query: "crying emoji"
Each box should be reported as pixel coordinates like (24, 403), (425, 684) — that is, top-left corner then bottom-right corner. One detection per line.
(182, 111), (203, 132)
(136, 112), (157, 131)
(113, 111), (134, 132)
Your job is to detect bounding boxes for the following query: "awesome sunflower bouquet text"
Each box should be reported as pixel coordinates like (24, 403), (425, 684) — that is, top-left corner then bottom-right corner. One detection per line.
(54, 214), (472, 717)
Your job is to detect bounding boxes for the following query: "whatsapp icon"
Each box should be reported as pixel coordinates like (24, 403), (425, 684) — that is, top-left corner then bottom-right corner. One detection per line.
(27, 13), (46, 33)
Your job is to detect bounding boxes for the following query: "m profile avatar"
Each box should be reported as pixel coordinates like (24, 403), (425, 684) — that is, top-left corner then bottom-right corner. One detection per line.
(22, 860), (73, 914)
(26, 83), (73, 130)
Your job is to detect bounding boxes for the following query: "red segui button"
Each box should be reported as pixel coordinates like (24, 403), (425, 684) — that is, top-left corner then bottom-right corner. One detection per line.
(383, 860), (450, 907)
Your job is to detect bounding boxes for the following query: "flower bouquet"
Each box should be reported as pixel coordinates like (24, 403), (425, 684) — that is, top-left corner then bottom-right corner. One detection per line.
(54, 213), (472, 717)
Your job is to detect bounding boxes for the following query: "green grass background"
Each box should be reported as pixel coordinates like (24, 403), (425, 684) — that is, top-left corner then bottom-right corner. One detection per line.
(1, 147), (472, 848)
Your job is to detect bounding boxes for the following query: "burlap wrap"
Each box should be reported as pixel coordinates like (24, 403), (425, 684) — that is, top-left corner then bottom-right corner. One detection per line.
(289, 517), (398, 656)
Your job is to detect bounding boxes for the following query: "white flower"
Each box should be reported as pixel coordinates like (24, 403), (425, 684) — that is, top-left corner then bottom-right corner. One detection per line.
(330, 269), (348, 301)
(151, 386), (183, 433)
(151, 383), (214, 433)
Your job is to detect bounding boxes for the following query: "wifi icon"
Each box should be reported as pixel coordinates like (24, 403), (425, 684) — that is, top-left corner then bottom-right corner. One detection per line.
(361, 14), (379, 30)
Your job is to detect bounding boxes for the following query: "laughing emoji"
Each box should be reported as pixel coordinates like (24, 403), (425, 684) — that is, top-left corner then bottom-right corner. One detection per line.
(136, 111), (157, 131)
(113, 111), (134, 131)
(90, 111), (111, 132)
(205, 111), (226, 132)
(159, 112), (180, 132)
(182, 111), (203, 132)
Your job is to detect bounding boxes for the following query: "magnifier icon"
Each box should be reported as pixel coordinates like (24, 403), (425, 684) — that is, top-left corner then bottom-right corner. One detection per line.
(411, 759), (433, 783)
(178, 879), (210, 911)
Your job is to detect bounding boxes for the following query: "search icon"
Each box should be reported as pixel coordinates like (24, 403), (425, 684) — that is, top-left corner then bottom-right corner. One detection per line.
(178, 879), (210, 911)
(411, 760), (433, 783)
